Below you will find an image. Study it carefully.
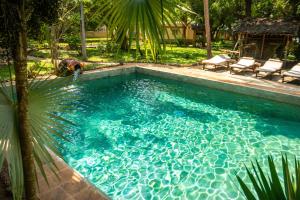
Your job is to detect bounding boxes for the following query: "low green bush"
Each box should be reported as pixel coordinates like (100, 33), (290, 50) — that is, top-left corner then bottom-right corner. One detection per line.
(63, 34), (81, 51)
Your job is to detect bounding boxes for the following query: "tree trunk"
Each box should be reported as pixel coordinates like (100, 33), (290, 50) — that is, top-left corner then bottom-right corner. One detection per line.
(203, 0), (212, 58)
(181, 16), (188, 45)
(245, 0), (252, 18)
(0, 161), (11, 197)
(50, 25), (59, 72)
(80, 1), (87, 61)
(12, 1), (37, 199)
(121, 38), (129, 50)
(182, 25), (187, 45)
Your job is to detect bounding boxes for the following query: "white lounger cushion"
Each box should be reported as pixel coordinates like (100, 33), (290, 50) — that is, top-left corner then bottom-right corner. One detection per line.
(202, 54), (231, 65)
(230, 57), (255, 69)
(257, 59), (283, 73)
(283, 64), (300, 78)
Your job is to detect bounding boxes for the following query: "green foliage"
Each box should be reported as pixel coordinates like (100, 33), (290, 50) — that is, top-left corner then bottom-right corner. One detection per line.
(294, 44), (300, 60)
(188, 0), (243, 35)
(28, 49), (51, 58)
(0, 74), (79, 199)
(186, 0), (300, 41)
(253, 0), (300, 19)
(0, 0), (62, 46)
(237, 155), (300, 200)
(85, 0), (109, 30)
(105, 41), (119, 53)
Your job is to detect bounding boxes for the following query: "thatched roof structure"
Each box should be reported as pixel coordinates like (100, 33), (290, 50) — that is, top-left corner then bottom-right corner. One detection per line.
(234, 18), (300, 36)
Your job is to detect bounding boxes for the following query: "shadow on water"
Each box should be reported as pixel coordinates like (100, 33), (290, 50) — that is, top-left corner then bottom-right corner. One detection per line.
(135, 74), (300, 123)
(86, 135), (112, 150)
(154, 100), (219, 123)
(254, 117), (300, 139)
(69, 128), (113, 151)
(80, 124), (170, 150)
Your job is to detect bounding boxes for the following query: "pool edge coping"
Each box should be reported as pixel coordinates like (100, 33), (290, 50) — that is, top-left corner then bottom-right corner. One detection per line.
(80, 65), (300, 106)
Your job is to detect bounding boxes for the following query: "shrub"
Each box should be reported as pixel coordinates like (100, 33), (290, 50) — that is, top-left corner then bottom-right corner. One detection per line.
(64, 34), (81, 51)
(293, 43), (300, 60)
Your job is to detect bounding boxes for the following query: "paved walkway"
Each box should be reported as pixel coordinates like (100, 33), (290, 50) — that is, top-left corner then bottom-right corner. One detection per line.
(37, 156), (109, 200)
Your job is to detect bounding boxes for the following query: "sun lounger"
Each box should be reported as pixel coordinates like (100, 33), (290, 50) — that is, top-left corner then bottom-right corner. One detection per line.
(255, 59), (283, 78)
(229, 57), (256, 74)
(202, 54), (232, 70)
(282, 63), (300, 82)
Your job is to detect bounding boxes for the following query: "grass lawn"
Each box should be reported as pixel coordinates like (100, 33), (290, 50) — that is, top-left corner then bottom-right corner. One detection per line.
(28, 39), (232, 63)
(0, 39), (233, 80)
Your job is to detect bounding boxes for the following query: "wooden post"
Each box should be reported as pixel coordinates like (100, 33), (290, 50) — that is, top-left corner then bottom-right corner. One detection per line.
(260, 34), (265, 59)
(80, 1), (87, 61)
(284, 35), (291, 67)
(238, 33), (243, 57)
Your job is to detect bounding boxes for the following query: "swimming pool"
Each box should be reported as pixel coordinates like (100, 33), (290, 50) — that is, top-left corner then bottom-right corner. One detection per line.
(59, 73), (300, 199)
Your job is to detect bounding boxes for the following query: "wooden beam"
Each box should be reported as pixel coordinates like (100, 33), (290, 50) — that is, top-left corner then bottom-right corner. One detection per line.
(260, 34), (265, 58)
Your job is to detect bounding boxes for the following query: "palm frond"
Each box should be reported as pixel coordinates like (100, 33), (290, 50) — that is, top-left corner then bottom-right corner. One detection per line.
(0, 89), (23, 200)
(100, 0), (177, 60)
(236, 155), (300, 200)
(282, 155), (296, 199)
(0, 73), (80, 199)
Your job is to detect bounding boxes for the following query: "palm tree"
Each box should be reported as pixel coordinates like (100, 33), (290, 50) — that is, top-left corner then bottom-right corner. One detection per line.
(203, 0), (212, 58)
(99, 0), (176, 60)
(9, 1), (36, 199)
(1, 1), (78, 199)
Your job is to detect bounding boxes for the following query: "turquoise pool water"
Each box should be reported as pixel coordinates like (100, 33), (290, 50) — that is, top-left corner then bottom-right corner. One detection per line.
(60, 73), (300, 200)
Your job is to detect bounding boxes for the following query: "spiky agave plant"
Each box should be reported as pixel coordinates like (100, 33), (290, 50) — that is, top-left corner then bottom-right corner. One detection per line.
(236, 155), (300, 200)
(99, 0), (177, 60)
(0, 69), (80, 199)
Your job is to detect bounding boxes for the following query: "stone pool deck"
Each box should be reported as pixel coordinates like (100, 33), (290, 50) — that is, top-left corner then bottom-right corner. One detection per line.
(37, 63), (300, 200)
(138, 64), (300, 94)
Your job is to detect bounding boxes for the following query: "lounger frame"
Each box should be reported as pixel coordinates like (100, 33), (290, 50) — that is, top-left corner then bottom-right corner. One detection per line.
(255, 68), (282, 78)
(282, 64), (300, 82)
(202, 62), (231, 70)
(229, 60), (258, 74)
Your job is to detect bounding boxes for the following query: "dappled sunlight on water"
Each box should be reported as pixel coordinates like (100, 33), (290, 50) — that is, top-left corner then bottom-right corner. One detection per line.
(59, 74), (300, 200)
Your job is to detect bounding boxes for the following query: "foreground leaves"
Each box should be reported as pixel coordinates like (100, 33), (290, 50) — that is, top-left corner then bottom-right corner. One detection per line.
(237, 155), (300, 200)
(0, 74), (80, 199)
